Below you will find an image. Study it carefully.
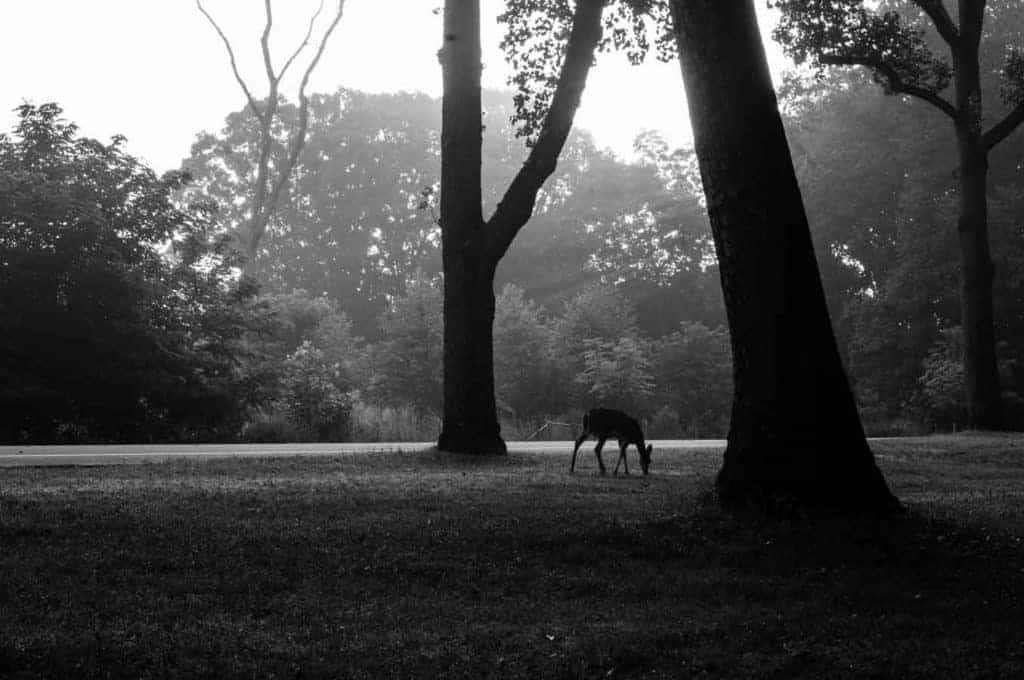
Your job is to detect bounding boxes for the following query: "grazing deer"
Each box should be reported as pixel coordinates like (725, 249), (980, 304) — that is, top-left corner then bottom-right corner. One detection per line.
(571, 408), (652, 475)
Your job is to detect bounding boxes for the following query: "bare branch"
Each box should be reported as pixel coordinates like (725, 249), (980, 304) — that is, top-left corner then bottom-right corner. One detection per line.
(195, 1), (264, 122)
(261, 0), (277, 85)
(982, 98), (1024, 150)
(253, 0), (347, 258)
(279, 0), (325, 80)
(912, 0), (960, 47)
(485, 0), (604, 262)
(820, 54), (960, 120)
(198, 0), (347, 262)
(296, 0), (347, 101)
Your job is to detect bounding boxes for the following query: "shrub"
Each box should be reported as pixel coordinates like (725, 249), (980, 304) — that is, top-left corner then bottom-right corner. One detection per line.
(280, 342), (354, 441)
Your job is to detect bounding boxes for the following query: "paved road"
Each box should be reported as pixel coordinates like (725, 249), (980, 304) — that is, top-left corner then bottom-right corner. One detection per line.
(0, 440), (727, 467)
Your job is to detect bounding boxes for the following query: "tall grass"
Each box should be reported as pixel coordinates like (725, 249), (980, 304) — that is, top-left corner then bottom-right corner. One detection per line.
(239, 409), (313, 443)
(348, 403), (440, 442)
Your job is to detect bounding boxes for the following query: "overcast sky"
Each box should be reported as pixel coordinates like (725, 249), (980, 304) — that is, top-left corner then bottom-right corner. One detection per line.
(0, 1), (789, 173)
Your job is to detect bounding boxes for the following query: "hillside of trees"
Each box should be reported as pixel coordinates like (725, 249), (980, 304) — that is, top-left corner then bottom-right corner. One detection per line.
(2, 74), (1022, 444)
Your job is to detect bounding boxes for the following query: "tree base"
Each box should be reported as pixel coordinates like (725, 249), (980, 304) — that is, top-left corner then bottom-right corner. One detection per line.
(715, 441), (901, 516)
(437, 428), (507, 455)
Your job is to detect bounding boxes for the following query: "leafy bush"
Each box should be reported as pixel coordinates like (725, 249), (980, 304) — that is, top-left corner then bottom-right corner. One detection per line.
(919, 328), (967, 430)
(280, 342), (354, 441)
(653, 322), (731, 437)
(577, 336), (655, 416)
(0, 104), (253, 443)
(366, 275), (443, 415)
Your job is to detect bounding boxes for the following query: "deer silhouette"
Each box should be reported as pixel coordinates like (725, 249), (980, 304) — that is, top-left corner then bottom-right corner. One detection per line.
(571, 408), (652, 475)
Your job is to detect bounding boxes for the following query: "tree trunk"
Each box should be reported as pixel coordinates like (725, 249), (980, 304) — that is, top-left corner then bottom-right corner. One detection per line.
(669, 0), (897, 511)
(436, 0), (505, 454)
(953, 17), (1004, 430)
(956, 137), (1002, 429)
(435, 0), (602, 453)
(437, 256), (506, 453)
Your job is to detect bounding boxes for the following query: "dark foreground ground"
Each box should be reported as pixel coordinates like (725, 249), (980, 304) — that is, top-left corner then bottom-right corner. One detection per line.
(1, 434), (1022, 678)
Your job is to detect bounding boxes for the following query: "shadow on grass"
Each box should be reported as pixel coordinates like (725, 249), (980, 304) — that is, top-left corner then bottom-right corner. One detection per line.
(2, 449), (1023, 678)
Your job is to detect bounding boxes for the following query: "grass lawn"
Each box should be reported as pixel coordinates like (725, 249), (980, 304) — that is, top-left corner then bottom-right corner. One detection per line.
(2, 435), (1023, 678)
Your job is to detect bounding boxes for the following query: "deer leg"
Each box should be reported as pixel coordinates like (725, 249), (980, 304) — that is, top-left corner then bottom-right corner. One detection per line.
(571, 433), (588, 472)
(614, 440), (629, 475)
(594, 438), (607, 475)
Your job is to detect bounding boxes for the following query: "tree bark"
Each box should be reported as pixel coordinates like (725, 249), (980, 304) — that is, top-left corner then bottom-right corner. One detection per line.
(436, 0), (604, 454)
(437, 257), (506, 453)
(436, 0), (506, 454)
(669, 0), (898, 511)
(956, 136), (1002, 429)
(953, 7), (1004, 429)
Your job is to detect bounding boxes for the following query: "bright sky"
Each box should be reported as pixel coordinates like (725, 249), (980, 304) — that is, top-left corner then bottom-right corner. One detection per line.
(0, 1), (789, 173)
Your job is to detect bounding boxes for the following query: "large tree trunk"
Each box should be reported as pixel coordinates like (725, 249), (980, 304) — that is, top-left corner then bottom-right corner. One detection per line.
(435, 0), (604, 454)
(956, 137), (1002, 429)
(669, 0), (897, 511)
(437, 257), (506, 453)
(436, 0), (505, 454)
(953, 15), (1004, 430)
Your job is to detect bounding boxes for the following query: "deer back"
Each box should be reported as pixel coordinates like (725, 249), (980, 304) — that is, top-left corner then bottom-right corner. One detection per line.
(583, 408), (645, 445)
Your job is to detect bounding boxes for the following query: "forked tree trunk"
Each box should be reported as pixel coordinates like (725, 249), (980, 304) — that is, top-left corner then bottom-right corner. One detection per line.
(669, 0), (897, 511)
(436, 0), (604, 454)
(437, 0), (505, 454)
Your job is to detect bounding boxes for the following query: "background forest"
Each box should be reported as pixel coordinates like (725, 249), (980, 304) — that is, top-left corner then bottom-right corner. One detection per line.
(2, 70), (1023, 444)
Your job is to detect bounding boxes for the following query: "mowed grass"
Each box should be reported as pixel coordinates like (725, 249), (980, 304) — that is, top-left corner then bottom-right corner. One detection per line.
(1, 435), (1023, 679)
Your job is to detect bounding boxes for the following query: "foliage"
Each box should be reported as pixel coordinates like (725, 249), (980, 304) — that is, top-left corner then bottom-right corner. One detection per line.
(185, 89), (666, 338)
(780, 66), (1024, 431)
(918, 327), (967, 430)
(279, 341), (353, 441)
(498, 0), (674, 141)
(0, 104), (255, 442)
(653, 322), (732, 437)
(230, 291), (365, 442)
(183, 90), (443, 335)
(576, 335), (655, 416)
(366, 274), (443, 416)
(773, 0), (953, 96)
(493, 284), (559, 420)
(591, 132), (723, 335)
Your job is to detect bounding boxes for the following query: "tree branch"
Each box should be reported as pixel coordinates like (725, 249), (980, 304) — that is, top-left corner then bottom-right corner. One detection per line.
(912, 0), (960, 48)
(197, 0), (346, 262)
(251, 1), (347, 259)
(484, 0), (604, 262)
(296, 0), (346, 101)
(279, 0), (325, 80)
(982, 98), (1024, 150)
(261, 0), (277, 85)
(195, 1), (263, 122)
(820, 54), (960, 120)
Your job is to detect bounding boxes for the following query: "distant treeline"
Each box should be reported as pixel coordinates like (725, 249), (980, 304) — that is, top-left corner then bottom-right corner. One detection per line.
(3, 73), (1023, 442)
